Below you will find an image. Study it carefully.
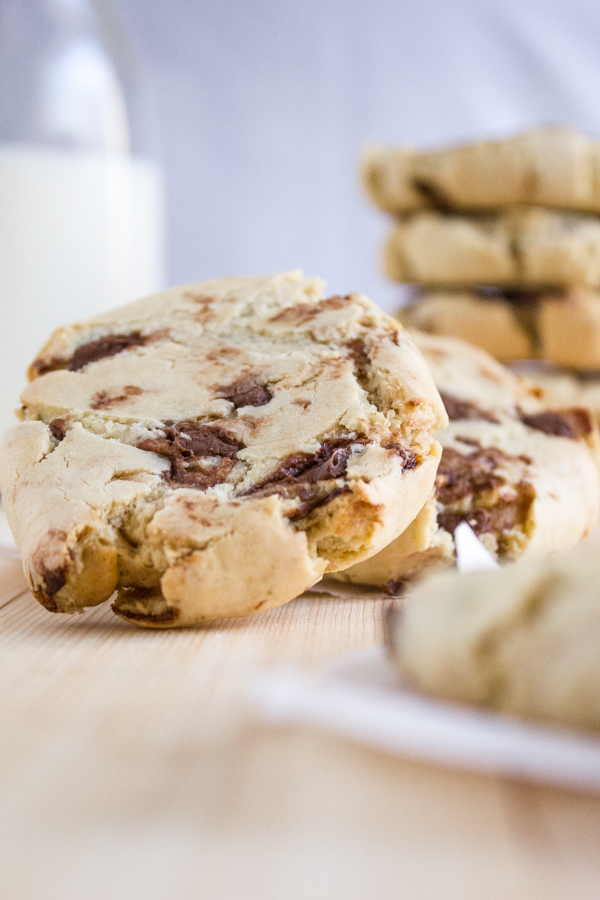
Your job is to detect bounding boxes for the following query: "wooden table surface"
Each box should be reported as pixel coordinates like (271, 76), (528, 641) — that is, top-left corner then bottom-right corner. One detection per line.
(1, 557), (599, 900)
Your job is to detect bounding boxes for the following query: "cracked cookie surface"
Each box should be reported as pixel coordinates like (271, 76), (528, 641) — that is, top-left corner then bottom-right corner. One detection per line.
(333, 332), (600, 589)
(0, 271), (446, 626)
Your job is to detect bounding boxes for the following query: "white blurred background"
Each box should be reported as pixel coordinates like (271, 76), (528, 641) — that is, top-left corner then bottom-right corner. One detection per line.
(117, 0), (600, 310)
(2, 0), (600, 437)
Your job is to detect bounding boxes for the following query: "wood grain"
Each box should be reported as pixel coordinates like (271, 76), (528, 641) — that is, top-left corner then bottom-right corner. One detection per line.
(0, 557), (599, 900)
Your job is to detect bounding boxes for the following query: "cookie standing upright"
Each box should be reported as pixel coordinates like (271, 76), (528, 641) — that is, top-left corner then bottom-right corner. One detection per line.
(334, 332), (600, 589)
(0, 271), (447, 626)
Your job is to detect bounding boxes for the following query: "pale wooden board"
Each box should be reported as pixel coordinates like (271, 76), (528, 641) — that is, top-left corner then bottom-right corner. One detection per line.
(0, 558), (599, 900)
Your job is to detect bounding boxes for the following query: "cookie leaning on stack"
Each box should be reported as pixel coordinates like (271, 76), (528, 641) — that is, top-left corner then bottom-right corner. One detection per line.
(362, 126), (600, 373)
(333, 331), (600, 590)
(0, 271), (446, 627)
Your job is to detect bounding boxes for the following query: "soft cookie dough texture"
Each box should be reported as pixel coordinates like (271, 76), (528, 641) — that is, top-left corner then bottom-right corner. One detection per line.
(387, 550), (600, 730)
(398, 290), (538, 362)
(334, 332), (600, 588)
(0, 271), (446, 626)
(399, 287), (600, 370)
(383, 208), (600, 289)
(363, 126), (600, 214)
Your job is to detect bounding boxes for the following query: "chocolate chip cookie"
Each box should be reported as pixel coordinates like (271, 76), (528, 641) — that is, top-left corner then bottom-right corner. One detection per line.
(529, 368), (600, 427)
(397, 289), (538, 362)
(387, 548), (600, 730)
(399, 286), (600, 371)
(383, 207), (600, 288)
(333, 332), (600, 588)
(0, 271), (446, 626)
(363, 126), (600, 214)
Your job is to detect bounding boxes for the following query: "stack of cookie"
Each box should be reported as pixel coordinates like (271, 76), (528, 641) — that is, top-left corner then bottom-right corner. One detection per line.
(362, 126), (600, 370)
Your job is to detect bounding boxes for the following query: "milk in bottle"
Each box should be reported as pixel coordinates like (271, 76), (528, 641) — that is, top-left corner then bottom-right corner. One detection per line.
(0, 0), (164, 436)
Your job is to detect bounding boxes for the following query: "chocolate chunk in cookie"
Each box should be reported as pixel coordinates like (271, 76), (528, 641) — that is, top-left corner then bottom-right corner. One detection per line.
(5, 271), (446, 625)
(334, 331), (600, 590)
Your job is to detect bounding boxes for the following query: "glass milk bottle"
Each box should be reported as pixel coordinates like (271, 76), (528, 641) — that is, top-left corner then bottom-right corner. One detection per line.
(0, 0), (165, 435)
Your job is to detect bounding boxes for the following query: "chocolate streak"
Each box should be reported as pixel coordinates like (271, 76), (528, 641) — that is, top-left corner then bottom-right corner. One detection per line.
(268, 294), (351, 325)
(36, 563), (67, 604)
(435, 446), (533, 537)
(439, 392), (500, 425)
(68, 333), (152, 371)
(346, 338), (371, 381)
(412, 178), (452, 210)
(250, 439), (358, 496)
(435, 446), (509, 505)
(138, 421), (244, 489)
(49, 418), (68, 441)
(118, 607), (178, 624)
(91, 385), (143, 410)
(438, 504), (524, 536)
(288, 485), (351, 521)
(113, 587), (178, 625)
(247, 438), (415, 519)
(216, 376), (272, 408)
(33, 331), (161, 376)
(475, 287), (541, 306)
(32, 529), (71, 607)
(245, 438), (358, 518)
(520, 407), (593, 439)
